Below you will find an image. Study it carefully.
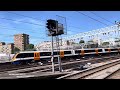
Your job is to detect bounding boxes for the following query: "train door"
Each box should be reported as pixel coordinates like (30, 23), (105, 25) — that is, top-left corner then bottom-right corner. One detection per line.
(60, 50), (64, 58)
(108, 48), (111, 53)
(95, 48), (99, 54)
(80, 49), (84, 56)
(118, 48), (120, 52)
(34, 52), (40, 60)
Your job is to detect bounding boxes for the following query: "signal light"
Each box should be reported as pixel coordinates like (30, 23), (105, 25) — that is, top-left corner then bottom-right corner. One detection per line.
(46, 19), (58, 30)
(46, 19), (64, 36)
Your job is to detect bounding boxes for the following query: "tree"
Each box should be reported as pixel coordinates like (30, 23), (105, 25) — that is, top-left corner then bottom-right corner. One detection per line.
(87, 40), (93, 44)
(79, 40), (85, 49)
(79, 40), (85, 44)
(86, 40), (98, 48)
(25, 44), (36, 51)
(102, 42), (109, 46)
(14, 47), (20, 53)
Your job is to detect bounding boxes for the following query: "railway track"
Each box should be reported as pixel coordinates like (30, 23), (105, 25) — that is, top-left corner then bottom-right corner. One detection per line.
(6, 55), (120, 74)
(104, 69), (120, 79)
(0, 54), (119, 74)
(57, 59), (120, 79)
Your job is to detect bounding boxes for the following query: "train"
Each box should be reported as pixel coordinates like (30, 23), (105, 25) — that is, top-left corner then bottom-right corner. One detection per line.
(11, 47), (120, 65)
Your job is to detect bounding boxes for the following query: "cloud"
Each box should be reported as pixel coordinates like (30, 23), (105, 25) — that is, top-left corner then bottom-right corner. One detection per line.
(13, 18), (25, 24)
(13, 17), (46, 33)
(67, 30), (74, 35)
(13, 17), (44, 25)
(0, 12), (66, 45)
(0, 22), (22, 35)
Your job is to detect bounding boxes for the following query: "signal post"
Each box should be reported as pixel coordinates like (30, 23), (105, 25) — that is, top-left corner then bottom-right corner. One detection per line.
(46, 19), (64, 72)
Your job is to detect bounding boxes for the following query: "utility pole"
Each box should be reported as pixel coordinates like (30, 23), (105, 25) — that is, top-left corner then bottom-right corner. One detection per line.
(51, 36), (54, 73)
(46, 18), (65, 73)
(56, 35), (62, 72)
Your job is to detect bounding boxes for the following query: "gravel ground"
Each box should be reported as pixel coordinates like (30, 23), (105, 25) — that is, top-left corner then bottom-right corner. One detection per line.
(107, 69), (120, 79)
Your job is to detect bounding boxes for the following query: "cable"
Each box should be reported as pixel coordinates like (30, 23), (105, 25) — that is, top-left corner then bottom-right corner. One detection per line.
(0, 33), (46, 39)
(0, 21), (81, 36)
(76, 11), (109, 26)
(0, 25), (47, 39)
(0, 33), (13, 37)
(0, 23), (44, 34)
(0, 22), (81, 39)
(89, 11), (114, 24)
(6, 11), (46, 22)
(0, 17), (43, 26)
(0, 11), (99, 42)
(5, 11), (87, 31)
(0, 15), (84, 33)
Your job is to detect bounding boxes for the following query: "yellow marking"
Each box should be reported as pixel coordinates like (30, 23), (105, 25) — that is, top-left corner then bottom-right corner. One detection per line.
(12, 53), (19, 61)
(60, 50), (64, 58)
(108, 48), (111, 53)
(34, 52), (40, 60)
(118, 48), (120, 52)
(80, 49), (84, 56)
(95, 48), (99, 54)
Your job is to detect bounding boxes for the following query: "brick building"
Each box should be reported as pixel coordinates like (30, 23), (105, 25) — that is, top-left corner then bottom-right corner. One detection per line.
(0, 43), (14, 54)
(14, 33), (29, 51)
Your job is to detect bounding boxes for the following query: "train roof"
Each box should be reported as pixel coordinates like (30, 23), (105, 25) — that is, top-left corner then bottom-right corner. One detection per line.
(19, 49), (73, 53)
(19, 48), (119, 53)
(75, 48), (118, 50)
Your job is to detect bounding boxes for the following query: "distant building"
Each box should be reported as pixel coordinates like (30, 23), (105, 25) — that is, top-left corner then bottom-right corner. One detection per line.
(35, 40), (73, 51)
(0, 43), (14, 54)
(14, 33), (29, 51)
(0, 42), (5, 46)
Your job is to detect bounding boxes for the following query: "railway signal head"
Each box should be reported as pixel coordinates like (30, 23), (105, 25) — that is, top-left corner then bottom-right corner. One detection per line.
(46, 19), (64, 36)
(46, 19), (58, 36)
(46, 19), (58, 30)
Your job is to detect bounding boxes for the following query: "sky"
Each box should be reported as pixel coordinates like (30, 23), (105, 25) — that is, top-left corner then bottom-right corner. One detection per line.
(0, 11), (120, 45)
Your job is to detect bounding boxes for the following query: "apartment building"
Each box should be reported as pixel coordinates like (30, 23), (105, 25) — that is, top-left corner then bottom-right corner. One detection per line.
(14, 33), (29, 51)
(0, 43), (14, 54)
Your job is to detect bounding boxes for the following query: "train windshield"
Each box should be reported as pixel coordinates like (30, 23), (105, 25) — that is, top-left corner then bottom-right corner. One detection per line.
(16, 53), (25, 58)
(12, 53), (18, 59)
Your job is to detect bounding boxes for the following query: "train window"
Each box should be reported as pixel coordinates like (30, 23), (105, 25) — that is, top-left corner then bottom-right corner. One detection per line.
(54, 52), (58, 55)
(84, 50), (95, 53)
(105, 49), (110, 51)
(16, 53), (25, 58)
(75, 50), (80, 54)
(24, 53), (28, 57)
(98, 49), (102, 52)
(111, 49), (118, 51)
(105, 49), (107, 51)
(29, 53), (34, 57)
(24, 53), (34, 57)
(64, 51), (71, 54)
(40, 52), (51, 56)
(75, 49), (102, 54)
